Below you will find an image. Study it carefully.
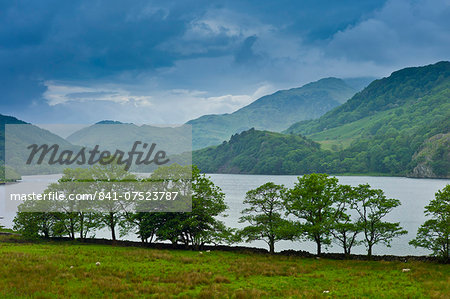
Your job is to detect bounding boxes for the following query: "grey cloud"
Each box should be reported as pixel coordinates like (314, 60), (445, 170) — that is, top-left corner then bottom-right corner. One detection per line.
(326, 0), (450, 66)
(1, 0), (449, 125)
(65, 91), (119, 99)
(234, 35), (261, 64)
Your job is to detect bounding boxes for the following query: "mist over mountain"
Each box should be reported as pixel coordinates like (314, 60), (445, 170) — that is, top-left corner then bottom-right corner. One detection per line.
(187, 77), (356, 149)
(194, 62), (450, 178)
(2, 62), (448, 178)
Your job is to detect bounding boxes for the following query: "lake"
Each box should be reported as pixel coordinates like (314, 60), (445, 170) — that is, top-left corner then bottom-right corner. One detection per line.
(209, 174), (449, 256)
(1, 174), (448, 256)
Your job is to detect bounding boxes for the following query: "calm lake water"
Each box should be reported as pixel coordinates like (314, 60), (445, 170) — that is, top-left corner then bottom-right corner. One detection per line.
(1, 174), (449, 256)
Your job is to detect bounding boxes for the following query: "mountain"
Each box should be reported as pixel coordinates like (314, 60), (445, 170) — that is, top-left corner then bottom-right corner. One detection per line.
(67, 122), (192, 155)
(286, 62), (450, 136)
(0, 115), (26, 181)
(192, 128), (324, 174)
(194, 62), (450, 178)
(343, 77), (377, 91)
(188, 78), (356, 149)
(0, 114), (77, 177)
(95, 120), (126, 125)
(284, 61), (450, 177)
(410, 133), (450, 178)
(66, 122), (193, 171)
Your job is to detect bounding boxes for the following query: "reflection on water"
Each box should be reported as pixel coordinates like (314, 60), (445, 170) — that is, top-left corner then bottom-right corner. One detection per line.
(1, 173), (448, 256)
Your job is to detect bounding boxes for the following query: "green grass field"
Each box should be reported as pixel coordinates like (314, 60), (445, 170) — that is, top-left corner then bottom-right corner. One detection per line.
(0, 237), (448, 298)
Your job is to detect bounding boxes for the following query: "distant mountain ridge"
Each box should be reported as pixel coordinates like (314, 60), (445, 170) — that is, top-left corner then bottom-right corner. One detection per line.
(286, 61), (450, 135)
(96, 120), (125, 125)
(2, 62), (448, 178)
(0, 114), (27, 166)
(194, 62), (450, 178)
(187, 77), (356, 149)
(66, 123), (192, 156)
(0, 113), (79, 176)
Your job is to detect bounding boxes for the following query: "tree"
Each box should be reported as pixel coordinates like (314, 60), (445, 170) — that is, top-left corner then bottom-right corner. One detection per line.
(155, 212), (188, 244)
(146, 165), (230, 248)
(177, 166), (229, 248)
(409, 185), (449, 262)
(284, 173), (344, 256)
(352, 184), (407, 258)
(239, 182), (292, 253)
(13, 202), (58, 239)
(13, 161), (138, 241)
(44, 168), (103, 240)
(90, 162), (138, 241)
(122, 212), (161, 243)
(119, 164), (193, 243)
(330, 185), (361, 256)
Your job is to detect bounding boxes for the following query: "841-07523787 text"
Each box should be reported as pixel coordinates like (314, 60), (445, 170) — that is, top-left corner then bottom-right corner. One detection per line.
(10, 191), (179, 202)
(96, 191), (179, 201)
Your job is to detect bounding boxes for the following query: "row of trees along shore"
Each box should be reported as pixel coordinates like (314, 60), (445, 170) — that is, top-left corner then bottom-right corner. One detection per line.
(12, 164), (449, 261)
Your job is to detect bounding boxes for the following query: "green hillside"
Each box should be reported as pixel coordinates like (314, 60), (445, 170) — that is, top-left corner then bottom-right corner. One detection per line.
(410, 133), (450, 178)
(286, 61), (450, 136)
(0, 114), (27, 162)
(193, 129), (327, 174)
(188, 78), (356, 149)
(194, 62), (450, 178)
(0, 115), (25, 181)
(0, 114), (78, 177)
(285, 62), (450, 177)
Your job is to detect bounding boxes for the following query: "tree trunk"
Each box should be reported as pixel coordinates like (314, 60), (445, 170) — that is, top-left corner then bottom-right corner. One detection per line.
(106, 212), (116, 241)
(367, 245), (372, 259)
(317, 240), (321, 256)
(70, 218), (75, 240)
(269, 242), (275, 254)
(109, 213), (116, 241)
(79, 213), (84, 240)
(111, 225), (116, 241)
(446, 236), (449, 262)
(343, 233), (350, 256)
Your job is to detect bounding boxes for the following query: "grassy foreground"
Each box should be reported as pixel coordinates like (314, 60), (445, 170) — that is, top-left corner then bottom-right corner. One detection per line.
(0, 238), (449, 298)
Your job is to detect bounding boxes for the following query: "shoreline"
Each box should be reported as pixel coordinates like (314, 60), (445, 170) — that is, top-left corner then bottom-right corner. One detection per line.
(6, 236), (444, 263)
(206, 172), (450, 179)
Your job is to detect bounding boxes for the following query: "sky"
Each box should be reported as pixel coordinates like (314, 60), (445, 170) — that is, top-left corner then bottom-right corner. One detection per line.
(1, 0), (449, 125)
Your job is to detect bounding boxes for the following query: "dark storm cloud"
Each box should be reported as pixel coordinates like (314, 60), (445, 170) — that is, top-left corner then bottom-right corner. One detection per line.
(0, 1), (187, 78)
(1, 0), (448, 124)
(326, 0), (450, 66)
(225, 0), (386, 40)
(0, 1), (385, 82)
(234, 36), (260, 64)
